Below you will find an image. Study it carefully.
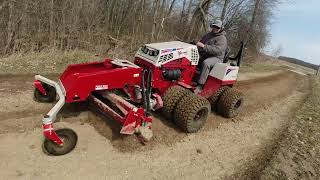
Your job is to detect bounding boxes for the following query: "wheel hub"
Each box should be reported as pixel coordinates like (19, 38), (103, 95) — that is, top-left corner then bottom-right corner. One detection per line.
(234, 99), (242, 109)
(194, 108), (208, 122)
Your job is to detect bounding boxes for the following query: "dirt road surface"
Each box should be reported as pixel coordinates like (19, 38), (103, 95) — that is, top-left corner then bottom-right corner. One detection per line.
(0, 70), (311, 179)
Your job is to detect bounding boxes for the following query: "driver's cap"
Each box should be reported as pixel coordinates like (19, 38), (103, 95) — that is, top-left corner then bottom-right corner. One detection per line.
(210, 19), (223, 29)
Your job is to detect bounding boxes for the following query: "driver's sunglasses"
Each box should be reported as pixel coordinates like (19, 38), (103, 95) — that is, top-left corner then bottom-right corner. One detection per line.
(211, 25), (221, 29)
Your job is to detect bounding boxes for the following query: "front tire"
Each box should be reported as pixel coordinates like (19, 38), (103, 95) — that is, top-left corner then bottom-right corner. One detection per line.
(162, 86), (191, 120)
(43, 128), (78, 156)
(174, 94), (211, 133)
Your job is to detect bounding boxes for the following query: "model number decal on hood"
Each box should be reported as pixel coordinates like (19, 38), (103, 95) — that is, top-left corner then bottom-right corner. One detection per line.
(95, 85), (108, 90)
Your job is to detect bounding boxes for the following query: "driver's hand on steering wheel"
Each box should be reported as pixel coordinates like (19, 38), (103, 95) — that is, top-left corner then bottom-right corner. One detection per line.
(196, 42), (205, 48)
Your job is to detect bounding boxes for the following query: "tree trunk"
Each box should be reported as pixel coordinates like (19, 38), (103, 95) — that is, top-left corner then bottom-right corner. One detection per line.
(134, 0), (146, 44)
(249, 0), (262, 51)
(167, 0), (177, 17)
(108, 0), (117, 31)
(49, 0), (54, 47)
(61, 1), (67, 50)
(157, 0), (168, 40)
(4, 0), (14, 54)
(250, 0), (261, 33)
(117, 0), (133, 36)
(185, 0), (193, 23)
(186, 0), (213, 41)
(221, 0), (230, 21)
(179, 0), (187, 25)
(151, 0), (159, 41)
(0, 1), (6, 12)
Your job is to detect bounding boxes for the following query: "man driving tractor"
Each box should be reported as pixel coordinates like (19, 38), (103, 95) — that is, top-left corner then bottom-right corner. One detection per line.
(196, 19), (228, 91)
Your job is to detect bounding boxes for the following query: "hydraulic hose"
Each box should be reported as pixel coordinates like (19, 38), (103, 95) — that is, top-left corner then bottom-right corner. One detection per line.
(141, 69), (148, 114)
(146, 69), (152, 113)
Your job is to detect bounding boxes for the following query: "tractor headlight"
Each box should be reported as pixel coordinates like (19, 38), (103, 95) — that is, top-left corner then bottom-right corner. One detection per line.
(141, 45), (159, 57)
(148, 49), (159, 56)
(141, 46), (148, 54)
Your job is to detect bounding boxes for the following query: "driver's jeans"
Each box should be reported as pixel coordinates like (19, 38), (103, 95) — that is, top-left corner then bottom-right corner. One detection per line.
(198, 56), (222, 85)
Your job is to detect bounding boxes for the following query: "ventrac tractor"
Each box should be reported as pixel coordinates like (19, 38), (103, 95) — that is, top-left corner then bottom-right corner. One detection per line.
(34, 41), (245, 155)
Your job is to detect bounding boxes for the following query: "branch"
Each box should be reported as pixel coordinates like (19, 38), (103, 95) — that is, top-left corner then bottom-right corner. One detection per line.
(199, 0), (209, 31)
(0, 1), (6, 12)
(108, 35), (119, 42)
(167, 0), (177, 17)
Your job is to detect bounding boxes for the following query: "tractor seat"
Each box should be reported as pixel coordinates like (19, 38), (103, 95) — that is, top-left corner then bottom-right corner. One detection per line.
(223, 42), (245, 67)
(223, 47), (231, 63)
(222, 47), (237, 66)
(196, 42), (245, 74)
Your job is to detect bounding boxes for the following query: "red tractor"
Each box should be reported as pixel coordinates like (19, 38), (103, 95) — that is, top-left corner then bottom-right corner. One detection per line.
(34, 41), (245, 155)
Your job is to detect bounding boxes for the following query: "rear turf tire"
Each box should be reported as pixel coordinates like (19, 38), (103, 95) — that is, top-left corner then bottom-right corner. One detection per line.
(43, 128), (78, 156)
(208, 86), (230, 111)
(218, 88), (244, 118)
(174, 93), (211, 133)
(162, 86), (191, 120)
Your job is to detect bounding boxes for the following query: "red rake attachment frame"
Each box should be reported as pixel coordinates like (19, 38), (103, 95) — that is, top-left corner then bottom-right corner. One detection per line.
(35, 73), (153, 155)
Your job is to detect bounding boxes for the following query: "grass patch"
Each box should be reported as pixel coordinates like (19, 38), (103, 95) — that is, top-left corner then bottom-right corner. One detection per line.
(261, 76), (320, 179)
(0, 50), (99, 74)
(0, 49), (284, 75)
(240, 62), (282, 73)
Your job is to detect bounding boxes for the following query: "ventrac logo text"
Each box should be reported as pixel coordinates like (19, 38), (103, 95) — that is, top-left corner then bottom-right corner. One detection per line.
(178, 50), (187, 56)
(226, 69), (237, 75)
(161, 48), (183, 54)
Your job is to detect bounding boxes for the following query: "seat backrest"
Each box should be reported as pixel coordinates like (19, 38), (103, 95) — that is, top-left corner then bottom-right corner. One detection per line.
(223, 47), (231, 63)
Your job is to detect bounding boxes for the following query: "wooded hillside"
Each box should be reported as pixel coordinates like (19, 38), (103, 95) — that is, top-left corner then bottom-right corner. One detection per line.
(0, 0), (280, 56)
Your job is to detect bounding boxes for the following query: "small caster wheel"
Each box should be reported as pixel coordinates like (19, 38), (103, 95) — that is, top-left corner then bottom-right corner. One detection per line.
(43, 128), (78, 156)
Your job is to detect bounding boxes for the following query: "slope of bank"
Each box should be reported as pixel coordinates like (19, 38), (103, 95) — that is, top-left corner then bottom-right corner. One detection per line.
(260, 76), (320, 179)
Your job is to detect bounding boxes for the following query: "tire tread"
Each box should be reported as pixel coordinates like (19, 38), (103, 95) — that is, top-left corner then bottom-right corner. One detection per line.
(218, 88), (244, 118)
(174, 94), (210, 133)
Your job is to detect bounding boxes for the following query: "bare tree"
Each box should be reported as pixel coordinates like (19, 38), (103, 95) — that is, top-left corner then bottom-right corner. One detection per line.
(250, 0), (261, 32)
(186, 0), (213, 41)
(272, 44), (283, 57)
(4, 0), (23, 54)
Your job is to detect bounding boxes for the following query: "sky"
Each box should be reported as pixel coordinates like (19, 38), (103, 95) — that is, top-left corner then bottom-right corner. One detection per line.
(266, 0), (320, 65)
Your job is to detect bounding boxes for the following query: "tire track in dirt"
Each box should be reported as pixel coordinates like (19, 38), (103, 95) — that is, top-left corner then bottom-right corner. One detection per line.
(0, 74), (71, 122)
(224, 92), (310, 180)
